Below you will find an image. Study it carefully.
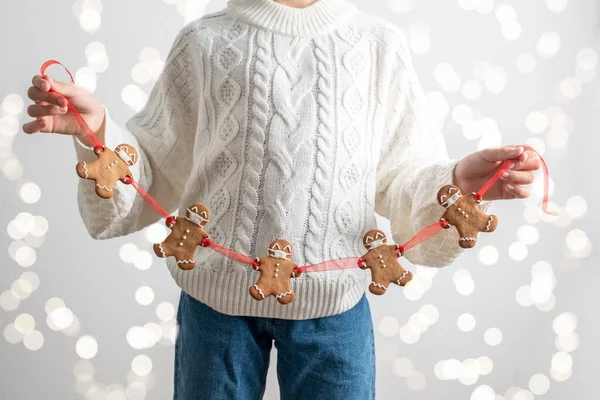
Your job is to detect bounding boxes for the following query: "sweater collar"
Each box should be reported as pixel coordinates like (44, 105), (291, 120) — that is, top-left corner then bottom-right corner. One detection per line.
(225, 0), (358, 37)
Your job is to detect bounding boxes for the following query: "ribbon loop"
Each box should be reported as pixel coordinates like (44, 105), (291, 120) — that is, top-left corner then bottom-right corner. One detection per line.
(475, 146), (557, 215)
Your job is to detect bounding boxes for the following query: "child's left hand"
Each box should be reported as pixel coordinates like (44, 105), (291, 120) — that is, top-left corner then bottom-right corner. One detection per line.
(453, 145), (541, 201)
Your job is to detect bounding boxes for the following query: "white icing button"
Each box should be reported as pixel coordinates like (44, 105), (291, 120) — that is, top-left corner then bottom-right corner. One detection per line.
(458, 208), (462, 211)
(186, 229), (190, 233)
(382, 264), (386, 268)
(380, 260), (384, 263)
(179, 242), (183, 246)
(275, 269), (279, 272)
(183, 236), (187, 239)
(276, 263), (280, 266)
(378, 255), (383, 259)
(274, 274), (279, 278)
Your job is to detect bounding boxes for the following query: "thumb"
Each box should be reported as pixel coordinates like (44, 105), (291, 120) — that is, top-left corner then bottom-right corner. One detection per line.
(479, 146), (524, 162)
(44, 76), (79, 98)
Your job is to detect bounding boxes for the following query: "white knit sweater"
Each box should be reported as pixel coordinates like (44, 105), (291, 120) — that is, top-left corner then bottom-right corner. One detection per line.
(74, 0), (478, 319)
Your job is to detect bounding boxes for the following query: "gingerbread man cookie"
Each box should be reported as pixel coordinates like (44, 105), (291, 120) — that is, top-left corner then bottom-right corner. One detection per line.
(76, 144), (138, 199)
(437, 184), (498, 248)
(249, 240), (301, 305)
(358, 230), (413, 295)
(153, 204), (211, 270)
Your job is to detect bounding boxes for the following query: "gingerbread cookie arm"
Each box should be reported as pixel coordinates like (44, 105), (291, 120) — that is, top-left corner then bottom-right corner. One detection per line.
(153, 240), (173, 259)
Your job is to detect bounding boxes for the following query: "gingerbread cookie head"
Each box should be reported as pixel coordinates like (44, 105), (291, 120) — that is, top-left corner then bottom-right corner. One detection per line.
(363, 230), (388, 250)
(437, 184), (462, 208)
(267, 240), (293, 260)
(114, 144), (138, 167)
(186, 204), (210, 227)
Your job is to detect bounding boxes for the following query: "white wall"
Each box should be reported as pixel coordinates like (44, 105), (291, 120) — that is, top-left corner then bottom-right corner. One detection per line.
(0, 1), (598, 399)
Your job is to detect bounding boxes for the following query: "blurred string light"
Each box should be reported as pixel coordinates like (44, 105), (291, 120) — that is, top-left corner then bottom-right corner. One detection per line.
(408, 21), (431, 55)
(387, 0), (415, 14)
(484, 327), (503, 346)
(516, 53), (537, 74)
(457, 313), (476, 332)
(435, 356), (493, 385)
(86, 42), (109, 73)
(453, 269), (475, 296)
(434, 63), (462, 93)
(538, 31), (562, 59)
(471, 385), (496, 400)
(73, 0), (103, 34)
(515, 261), (557, 311)
(403, 265), (437, 300)
(392, 305), (440, 345)
(494, 3), (521, 41)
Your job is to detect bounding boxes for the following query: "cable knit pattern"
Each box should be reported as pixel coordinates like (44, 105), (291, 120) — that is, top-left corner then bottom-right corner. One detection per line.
(303, 36), (335, 265)
(73, 0), (478, 320)
(259, 35), (316, 245)
(235, 29), (271, 257)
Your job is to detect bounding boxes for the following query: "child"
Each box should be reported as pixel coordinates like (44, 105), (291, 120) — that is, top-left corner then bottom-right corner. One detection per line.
(23, 0), (541, 398)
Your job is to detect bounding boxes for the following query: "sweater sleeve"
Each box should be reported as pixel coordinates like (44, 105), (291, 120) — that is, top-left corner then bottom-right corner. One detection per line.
(73, 27), (202, 239)
(374, 30), (491, 268)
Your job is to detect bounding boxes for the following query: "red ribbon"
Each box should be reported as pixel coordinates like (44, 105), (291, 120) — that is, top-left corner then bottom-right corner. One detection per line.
(297, 257), (362, 273)
(40, 60), (104, 150)
(128, 179), (172, 220)
(202, 239), (260, 267)
(474, 145), (557, 215)
(397, 219), (449, 255)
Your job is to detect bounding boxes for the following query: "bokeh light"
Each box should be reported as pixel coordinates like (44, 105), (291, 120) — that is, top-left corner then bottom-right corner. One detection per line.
(537, 32), (562, 59)
(135, 287), (155, 306)
(131, 355), (153, 376)
(484, 328), (503, 346)
(76, 336), (99, 360)
(457, 313), (476, 332)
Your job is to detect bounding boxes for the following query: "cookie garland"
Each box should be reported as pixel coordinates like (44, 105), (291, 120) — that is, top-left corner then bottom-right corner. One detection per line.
(42, 60), (558, 305)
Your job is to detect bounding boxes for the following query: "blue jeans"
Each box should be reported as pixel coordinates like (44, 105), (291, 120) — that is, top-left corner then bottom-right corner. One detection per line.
(174, 291), (375, 400)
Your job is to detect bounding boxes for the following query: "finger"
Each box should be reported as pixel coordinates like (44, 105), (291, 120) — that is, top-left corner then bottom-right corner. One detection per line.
(505, 184), (531, 199)
(480, 146), (525, 163)
(512, 153), (542, 172)
(22, 120), (43, 134)
(43, 75), (79, 97)
(27, 86), (68, 107)
(500, 170), (535, 185)
(27, 104), (68, 118)
(32, 75), (51, 92)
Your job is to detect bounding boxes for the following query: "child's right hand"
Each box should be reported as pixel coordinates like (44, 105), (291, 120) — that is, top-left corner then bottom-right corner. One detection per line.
(22, 75), (106, 146)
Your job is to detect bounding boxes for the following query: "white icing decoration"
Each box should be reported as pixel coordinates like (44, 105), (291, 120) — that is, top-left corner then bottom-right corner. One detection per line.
(275, 291), (292, 299)
(186, 210), (208, 226)
(371, 282), (388, 290)
(459, 237), (477, 241)
(442, 192), (461, 207)
(368, 239), (385, 249)
(253, 284), (266, 299)
(177, 259), (195, 265)
(116, 147), (135, 166)
(96, 184), (113, 192)
(269, 249), (289, 260)
(486, 216), (494, 231)
(157, 243), (166, 257)
(82, 162), (89, 178)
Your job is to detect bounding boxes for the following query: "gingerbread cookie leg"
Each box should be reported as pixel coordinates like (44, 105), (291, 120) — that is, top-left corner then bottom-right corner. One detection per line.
(249, 283), (269, 301)
(275, 290), (295, 305)
(369, 281), (388, 296)
(456, 224), (479, 248)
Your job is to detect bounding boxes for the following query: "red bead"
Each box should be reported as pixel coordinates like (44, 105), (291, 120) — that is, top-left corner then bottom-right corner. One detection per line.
(122, 175), (133, 185)
(357, 258), (365, 267)
(201, 238), (211, 247)
(166, 216), (176, 227)
(396, 245), (405, 255)
(93, 145), (104, 153)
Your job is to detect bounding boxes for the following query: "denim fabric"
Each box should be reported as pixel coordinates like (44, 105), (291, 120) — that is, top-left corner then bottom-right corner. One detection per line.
(174, 291), (375, 400)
